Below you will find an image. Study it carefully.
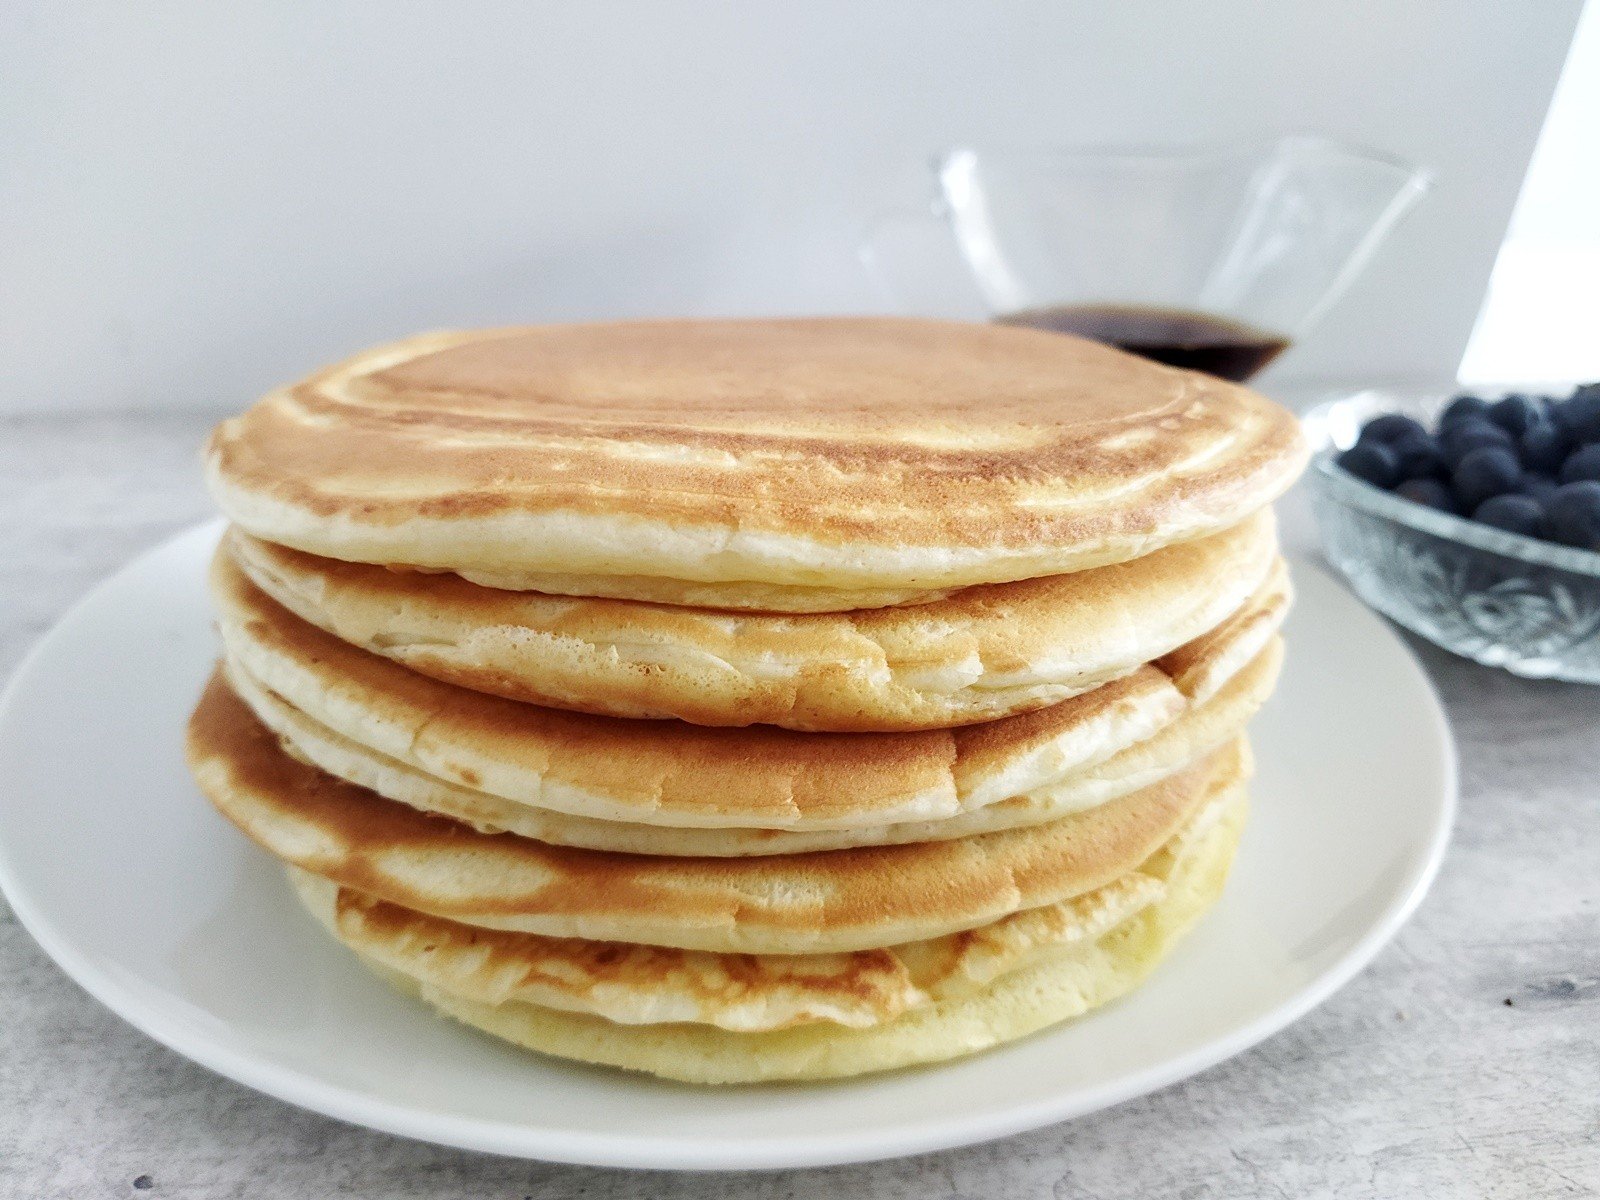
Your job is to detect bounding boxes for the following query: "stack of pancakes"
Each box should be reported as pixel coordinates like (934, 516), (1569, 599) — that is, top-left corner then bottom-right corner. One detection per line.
(187, 318), (1307, 1083)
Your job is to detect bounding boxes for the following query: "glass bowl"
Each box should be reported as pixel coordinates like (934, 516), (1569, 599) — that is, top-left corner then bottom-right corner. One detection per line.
(1306, 387), (1600, 682)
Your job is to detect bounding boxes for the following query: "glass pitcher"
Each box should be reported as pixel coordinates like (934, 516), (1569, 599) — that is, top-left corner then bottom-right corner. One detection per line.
(860, 135), (1430, 381)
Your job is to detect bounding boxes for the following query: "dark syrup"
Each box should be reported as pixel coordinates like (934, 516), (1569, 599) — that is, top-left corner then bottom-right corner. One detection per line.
(995, 303), (1290, 382)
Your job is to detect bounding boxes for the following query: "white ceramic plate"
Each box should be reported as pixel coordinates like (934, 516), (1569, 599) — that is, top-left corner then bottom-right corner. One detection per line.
(0, 523), (1455, 1171)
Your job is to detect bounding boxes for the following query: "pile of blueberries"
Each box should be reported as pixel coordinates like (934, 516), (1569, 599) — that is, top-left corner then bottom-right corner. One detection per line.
(1337, 384), (1600, 551)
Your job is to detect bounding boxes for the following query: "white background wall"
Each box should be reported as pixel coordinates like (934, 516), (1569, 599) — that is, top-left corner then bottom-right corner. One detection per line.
(1462, 0), (1600, 384)
(1, 1), (1584, 413)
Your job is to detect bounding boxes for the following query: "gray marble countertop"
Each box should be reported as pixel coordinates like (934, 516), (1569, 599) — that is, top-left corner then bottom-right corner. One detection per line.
(2, 412), (1597, 1200)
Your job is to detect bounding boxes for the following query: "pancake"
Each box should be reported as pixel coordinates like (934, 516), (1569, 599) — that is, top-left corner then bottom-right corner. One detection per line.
(287, 864), (1162, 1032)
(204, 320), (1308, 603)
(223, 509), (1277, 731)
(333, 788), (1247, 1082)
(400, 570), (953, 614)
(284, 775), (1237, 1033)
(1157, 558), (1289, 702)
(186, 678), (1244, 953)
(210, 550), (1285, 830)
(225, 637), (1280, 855)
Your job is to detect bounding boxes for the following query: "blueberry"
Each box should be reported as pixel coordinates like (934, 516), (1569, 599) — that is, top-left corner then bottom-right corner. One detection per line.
(1360, 413), (1428, 444)
(1488, 393), (1546, 437)
(1444, 416), (1515, 444)
(1387, 428), (1445, 479)
(1519, 421), (1570, 475)
(1395, 478), (1458, 513)
(1472, 494), (1544, 538)
(1352, 425), (1387, 451)
(1338, 441), (1400, 488)
(1521, 473), (1561, 505)
(1440, 419), (1514, 469)
(1555, 384), (1600, 443)
(1440, 394), (1492, 427)
(1558, 442), (1600, 485)
(1546, 481), (1600, 550)
(1452, 446), (1522, 511)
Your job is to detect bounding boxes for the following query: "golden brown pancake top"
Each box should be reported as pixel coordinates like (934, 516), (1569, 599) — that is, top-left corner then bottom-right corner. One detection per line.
(206, 319), (1306, 589)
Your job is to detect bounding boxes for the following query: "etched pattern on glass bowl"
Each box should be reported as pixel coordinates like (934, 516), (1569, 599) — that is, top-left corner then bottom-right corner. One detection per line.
(1306, 388), (1600, 683)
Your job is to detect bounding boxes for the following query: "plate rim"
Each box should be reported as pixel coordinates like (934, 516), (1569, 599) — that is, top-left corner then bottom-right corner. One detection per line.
(0, 520), (1457, 1172)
